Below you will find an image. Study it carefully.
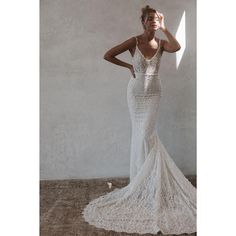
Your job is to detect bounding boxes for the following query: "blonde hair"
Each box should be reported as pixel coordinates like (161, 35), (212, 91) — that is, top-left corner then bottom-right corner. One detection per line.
(140, 5), (157, 29)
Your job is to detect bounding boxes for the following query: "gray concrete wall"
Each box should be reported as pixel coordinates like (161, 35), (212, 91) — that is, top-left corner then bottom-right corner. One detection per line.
(40, 0), (196, 180)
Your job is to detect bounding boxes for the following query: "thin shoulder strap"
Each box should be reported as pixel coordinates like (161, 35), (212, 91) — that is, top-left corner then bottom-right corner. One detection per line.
(135, 36), (138, 46)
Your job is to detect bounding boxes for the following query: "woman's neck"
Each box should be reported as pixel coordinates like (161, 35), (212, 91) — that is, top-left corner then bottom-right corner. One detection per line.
(142, 30), (156, 42)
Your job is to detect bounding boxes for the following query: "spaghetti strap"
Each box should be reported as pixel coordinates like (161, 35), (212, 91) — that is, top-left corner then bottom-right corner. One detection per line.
(135, 36), (138, 46)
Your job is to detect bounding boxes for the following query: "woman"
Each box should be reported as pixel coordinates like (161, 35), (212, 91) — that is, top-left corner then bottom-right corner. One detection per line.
(82, 5), (196, 235)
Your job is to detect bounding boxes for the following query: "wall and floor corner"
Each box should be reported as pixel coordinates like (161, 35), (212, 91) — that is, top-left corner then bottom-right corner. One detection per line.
(40, 0), (196, 180)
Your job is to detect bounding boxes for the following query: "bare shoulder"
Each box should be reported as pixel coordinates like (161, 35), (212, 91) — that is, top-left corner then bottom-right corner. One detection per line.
(158, 38), (167, 52)
(160, 39), (168, 45)
(104, 37), (136, 58)
(121, 36), (137, 49)
(156, 38), (164, 46)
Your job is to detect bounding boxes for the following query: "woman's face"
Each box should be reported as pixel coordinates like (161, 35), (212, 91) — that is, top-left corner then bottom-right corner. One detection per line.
(143, 12), (160, 31)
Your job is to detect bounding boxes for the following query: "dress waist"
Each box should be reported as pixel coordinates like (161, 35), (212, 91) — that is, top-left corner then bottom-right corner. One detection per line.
(134, 72), (160, 79)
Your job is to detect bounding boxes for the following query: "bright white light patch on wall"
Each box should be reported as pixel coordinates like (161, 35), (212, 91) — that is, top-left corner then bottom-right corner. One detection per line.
(176, 11), (186, 69)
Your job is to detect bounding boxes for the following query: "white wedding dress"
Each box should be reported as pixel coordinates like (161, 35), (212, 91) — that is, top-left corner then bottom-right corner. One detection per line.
(82, 37), (196, 235)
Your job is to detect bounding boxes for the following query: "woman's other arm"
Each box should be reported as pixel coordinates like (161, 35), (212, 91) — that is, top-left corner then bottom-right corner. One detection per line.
(103, 37), (136, 77)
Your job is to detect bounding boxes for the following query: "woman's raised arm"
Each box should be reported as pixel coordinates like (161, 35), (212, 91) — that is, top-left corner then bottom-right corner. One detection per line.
(157, 12), (181, 53)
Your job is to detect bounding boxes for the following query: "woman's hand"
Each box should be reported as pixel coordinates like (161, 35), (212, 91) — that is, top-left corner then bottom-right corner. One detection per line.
(157, 12), (166, 31)
(128, 64), (136, 78)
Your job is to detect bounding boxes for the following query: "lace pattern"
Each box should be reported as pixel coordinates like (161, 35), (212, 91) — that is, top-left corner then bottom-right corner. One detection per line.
(82, 36), (196, 235)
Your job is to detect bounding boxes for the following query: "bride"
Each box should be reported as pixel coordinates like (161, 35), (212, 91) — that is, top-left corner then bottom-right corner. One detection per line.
(82, 5), (196, 235)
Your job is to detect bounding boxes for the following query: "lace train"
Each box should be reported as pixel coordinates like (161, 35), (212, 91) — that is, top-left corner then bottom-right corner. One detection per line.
(82, 130), (196, 235)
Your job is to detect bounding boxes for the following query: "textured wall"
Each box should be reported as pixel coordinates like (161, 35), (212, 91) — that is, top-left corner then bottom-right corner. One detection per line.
(40, 0), (196, 180)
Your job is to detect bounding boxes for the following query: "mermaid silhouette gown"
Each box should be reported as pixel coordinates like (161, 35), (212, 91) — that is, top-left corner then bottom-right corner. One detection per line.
(82, 37), (196, 235)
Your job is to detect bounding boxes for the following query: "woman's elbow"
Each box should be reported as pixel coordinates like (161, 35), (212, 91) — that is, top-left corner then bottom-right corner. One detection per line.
(103, 53), (111, 60)
(103, 53), (109, 60)
(171, 45), (181, 53)
(176, 44), (181, 51)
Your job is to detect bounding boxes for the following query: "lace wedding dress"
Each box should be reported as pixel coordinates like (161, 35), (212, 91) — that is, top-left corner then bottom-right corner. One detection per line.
(82, 37), (196, 235)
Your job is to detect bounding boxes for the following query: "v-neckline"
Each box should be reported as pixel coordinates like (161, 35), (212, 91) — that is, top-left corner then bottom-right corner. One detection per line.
(136, 37), (160, 61)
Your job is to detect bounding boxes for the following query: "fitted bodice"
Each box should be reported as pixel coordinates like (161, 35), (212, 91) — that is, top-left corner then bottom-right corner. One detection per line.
(128, 37), (163, 96)
(132, 37), (162, 77)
